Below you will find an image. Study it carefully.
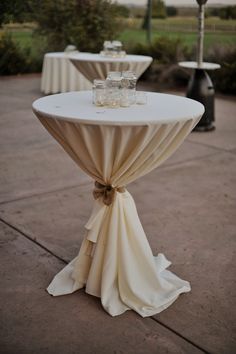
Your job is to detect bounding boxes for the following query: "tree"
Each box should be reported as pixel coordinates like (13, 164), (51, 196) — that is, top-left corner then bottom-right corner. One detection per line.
(114, 4), (130, 18)
(152, 0), (166, 19)
(219, 6), (236, 20)
(166, 6), (177, 17)
(142, 0), (166, 30)
(34, 0), (121, 52)
(0, 0), (37, 25)
(142, 0), (151, 30)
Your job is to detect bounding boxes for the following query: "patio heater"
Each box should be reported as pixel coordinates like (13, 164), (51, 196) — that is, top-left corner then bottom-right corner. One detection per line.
(179, 0), (220, 132)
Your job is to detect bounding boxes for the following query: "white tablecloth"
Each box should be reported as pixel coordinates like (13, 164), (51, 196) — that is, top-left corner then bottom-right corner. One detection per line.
(41, 52), (92, 94)
(32, 91), (204, 317)
(69, 53), (153, 82)
(178, 61), (221, 70)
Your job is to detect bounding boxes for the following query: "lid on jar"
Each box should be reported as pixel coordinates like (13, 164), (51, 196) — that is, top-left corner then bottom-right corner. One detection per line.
(107, 71), (122, 78)
(93, 79), (106, 87)
(122, 71), (136, 78)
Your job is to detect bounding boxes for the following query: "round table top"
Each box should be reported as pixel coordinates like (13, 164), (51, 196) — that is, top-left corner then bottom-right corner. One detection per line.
(44, 51), (81, 59)
(32, 91), (204, 126)
(178, 61), (221, 70)
(69, 52), (153, 64)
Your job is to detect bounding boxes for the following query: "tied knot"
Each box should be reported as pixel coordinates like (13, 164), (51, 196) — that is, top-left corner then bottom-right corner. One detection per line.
(93, 181), (125, 206)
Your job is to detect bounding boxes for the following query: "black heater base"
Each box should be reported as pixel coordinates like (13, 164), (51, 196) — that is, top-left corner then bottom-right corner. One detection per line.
(187, 68), (215, 132)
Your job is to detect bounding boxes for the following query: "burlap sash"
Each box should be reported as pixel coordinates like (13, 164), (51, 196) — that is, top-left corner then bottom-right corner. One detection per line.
(93, 181), (126, 206)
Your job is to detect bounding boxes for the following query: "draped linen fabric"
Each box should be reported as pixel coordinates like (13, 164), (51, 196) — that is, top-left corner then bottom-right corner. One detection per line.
(69, 53), (153, 82)
(34, 112), (201, 317)
(41, 53), (92, 94)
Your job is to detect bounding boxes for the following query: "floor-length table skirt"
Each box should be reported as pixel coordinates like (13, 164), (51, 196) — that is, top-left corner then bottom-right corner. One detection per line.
(32, 91), (204, 317)
(41, 52), (92, 94)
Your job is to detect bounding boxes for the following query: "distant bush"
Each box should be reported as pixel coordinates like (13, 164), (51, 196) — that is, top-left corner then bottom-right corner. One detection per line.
(0, 31), (44, 75)
(219, 6), (236, 20)
(131, 36), (236, 95)
(206, 5), (236, 19)
(131, 36), (189, 64)
(130, 37), (189, 88)
(206, 45), (236, 95)
(0, 32), (26, 74)
(166, 6), (177, 17)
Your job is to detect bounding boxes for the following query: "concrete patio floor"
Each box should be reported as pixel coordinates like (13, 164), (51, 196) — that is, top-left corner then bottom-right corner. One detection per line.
(0, 74), (235, 354)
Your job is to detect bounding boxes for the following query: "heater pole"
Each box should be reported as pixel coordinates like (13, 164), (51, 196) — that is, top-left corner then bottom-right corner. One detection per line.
(197, 2), (205, 67)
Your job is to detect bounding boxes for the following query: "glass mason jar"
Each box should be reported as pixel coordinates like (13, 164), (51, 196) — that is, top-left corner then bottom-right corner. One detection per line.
(107, 71), (122, 79)
(92, 79), (106, 106)
(106, 72), (122, 108)
(136, 91), (147, 105)
(104, 41), (114, 56)
(103, 41), (112, 55)
(112, 40), (122, 55)
(121, 71), (137, 105)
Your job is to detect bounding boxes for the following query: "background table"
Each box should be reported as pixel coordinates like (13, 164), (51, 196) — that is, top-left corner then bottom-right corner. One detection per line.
(32, 91), (204, 317)
(69, 53), (153, 82)
(179, 61), (220, 131)
(179, 61), (220, 71)
(41, 52), (92, 94)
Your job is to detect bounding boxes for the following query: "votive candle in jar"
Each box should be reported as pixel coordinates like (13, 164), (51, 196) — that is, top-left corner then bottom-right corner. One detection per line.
(93, 79), (106, 106)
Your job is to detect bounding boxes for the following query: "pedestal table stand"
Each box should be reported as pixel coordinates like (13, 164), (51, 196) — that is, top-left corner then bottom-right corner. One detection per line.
(179, 61), (220, 132)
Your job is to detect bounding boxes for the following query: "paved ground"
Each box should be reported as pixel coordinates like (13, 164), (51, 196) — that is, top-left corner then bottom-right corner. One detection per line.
(0, 74), (235, 354)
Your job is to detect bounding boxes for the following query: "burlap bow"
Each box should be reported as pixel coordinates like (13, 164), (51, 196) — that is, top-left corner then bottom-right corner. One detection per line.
(93, 181), (126, 206)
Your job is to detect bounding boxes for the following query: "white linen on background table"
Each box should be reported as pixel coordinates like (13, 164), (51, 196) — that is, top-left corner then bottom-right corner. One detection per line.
(179, 61), (221, 70)
(41, 52), (92, 94)
(69, 53), (153, 82)
(32, 91), (204, 317)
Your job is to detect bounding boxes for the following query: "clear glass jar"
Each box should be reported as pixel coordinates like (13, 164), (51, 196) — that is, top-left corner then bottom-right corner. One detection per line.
(121, 71), (137, 105)
(64, 44), (77, 53)
(92, 79), (106, 106)
(112, 40), (122, 54)
(136, 91), (147, 105)
(104, 41), (114, 56)
(105, 73), (122, 108)
(103, 41), (112, 55)
(107, 71), (122, 79)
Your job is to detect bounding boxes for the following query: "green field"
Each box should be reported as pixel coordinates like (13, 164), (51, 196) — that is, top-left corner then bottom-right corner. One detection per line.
(119, 17), (236, 51)
(8, 30), (34, 49)
(118, 30), (236, 52)
(124, 17), (236, 29)
(2, 16), (236, 52)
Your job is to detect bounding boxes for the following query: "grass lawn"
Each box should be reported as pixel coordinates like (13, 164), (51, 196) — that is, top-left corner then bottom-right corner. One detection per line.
(2, 16), (236, 53)
(118, 29), (236, 52)
(9, 30), (34, 49)
(0, 29), (46, 58)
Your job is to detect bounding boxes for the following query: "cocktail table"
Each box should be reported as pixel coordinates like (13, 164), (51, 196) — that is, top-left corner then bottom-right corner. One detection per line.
(32, 91), (204, 317)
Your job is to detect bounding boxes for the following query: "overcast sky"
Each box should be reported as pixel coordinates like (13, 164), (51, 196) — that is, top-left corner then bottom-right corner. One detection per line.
(115, 0), (236, 6)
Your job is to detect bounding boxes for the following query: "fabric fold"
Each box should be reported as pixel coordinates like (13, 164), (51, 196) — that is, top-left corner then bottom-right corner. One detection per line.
(47, 190), (190, 317)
